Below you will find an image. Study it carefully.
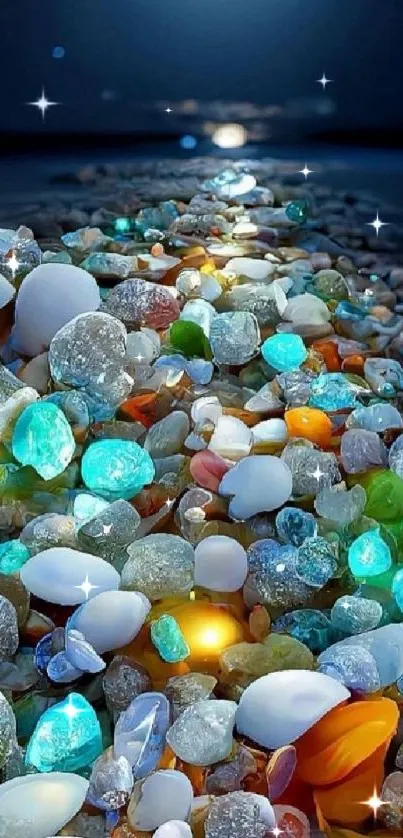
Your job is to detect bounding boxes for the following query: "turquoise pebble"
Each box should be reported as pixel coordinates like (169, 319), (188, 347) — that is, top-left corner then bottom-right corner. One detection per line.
(309, 373), (358, 411)
(296, 536), (337, 588)
(273, 608), (335, 653)
(330, 595), (383, 634)
(12, 401), (76, 480)
(285, 199), (309, 224)
(81, 439), (155, 500)
(151, 614), (190, 663)
(348, 528), (392, 578)
(73, 492), (110, 524)
(392, 568), (403, 612)
(276, 506), (316, 547)
(261, 333), (308, 372)
(25, 692), (102, 772)
(0, 539), (30, 574)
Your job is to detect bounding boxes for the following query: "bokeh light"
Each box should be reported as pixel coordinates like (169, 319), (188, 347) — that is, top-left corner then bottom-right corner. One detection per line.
(212, 123), (247, 148)
(180, 134), (198, 150)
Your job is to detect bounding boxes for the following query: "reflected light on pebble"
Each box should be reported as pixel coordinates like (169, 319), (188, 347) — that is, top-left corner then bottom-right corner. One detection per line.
(212, 123), (247, 148)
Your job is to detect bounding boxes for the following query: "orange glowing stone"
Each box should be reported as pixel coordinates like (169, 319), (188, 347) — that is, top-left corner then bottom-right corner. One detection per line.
(285, 406), (332, 447)
(169, 600), (246, 674)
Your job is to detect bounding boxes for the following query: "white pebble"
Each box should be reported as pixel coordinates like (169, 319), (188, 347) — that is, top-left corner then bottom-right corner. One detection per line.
(153, 821), (192, 838)
(12, 263), (101, 356)
(20, 547), (119, 605)
(191, 395), (223, 426)
(194, 535), (248, 592)
(209, 415), (252, 462)
(236, 670), (350, 748)
(283, 292), (331, 326)
(0, 773), (88, 838)
(70, 590), (151, 653)
(225, 257), (274, 282)
(252, 418), (288, 444)
(219, 455), (292, 519)
(128, 770), (193, 831)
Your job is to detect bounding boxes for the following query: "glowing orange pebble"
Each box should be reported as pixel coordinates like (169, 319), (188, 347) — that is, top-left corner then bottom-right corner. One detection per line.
(285, 406), (333, 447)
(169, 600), (247, 675)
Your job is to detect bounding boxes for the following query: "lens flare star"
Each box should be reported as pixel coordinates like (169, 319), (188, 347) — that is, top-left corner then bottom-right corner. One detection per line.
(75, 574), (99, 601)
(27, 88), (59, 121)
(367, 211), (389, 236)
(7, 252), (19, 276)
(317, 72), (332, 89)
(165, 106), (172, 113)
(271, 828), (282, 838)
(299, 163), (314, 179)
(363, 790), (385, 818)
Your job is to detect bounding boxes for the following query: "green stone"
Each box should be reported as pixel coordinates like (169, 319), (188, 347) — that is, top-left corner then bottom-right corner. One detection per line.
(355, 469), (403, 522)
(285, 199), (309, 224)
(151, 614), (190, 663)
(0, 540), (30, 574)
(12, 402), (76, 480)
(168, 319), (213, 360)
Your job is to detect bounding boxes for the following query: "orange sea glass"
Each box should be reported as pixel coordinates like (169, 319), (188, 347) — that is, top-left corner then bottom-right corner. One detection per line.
(285, 406), (332, 447)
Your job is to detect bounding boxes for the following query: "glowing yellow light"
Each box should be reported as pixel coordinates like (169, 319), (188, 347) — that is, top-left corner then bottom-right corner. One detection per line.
(200, 627), (221, 647)
(212, 123), (247, 149)
(363, 789), (385, 818)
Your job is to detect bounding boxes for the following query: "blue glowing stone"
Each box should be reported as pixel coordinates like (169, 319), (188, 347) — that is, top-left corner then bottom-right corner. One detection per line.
(25, 693), (102, 772)
(81, 439), (155, 500)
(151, 615), (190, 663)
(348, 528), (392, 579)
(0, 539), (29, 574)
(392, 568), (403, 612)
(114, 217), (131, 233)
(261, 333), (308, 372)
(52, 45), (65, 59)
(309, 372), (359, 411)
(12, 401), (76, 480)
(180, 134), (197, 150)
(285, 199), (309, 224)
(276, 506), (316, 547)
(296, 536), (337, 588)
(273, 609), (335, 654)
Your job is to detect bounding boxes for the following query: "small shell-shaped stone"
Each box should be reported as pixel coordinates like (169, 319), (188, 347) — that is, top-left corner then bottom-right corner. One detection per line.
(20, 547), (120, 605)
(128, 770), (193, 831)
(70, 590), (151, 654)
(236, 670), (350, 748)
(0, 773), (88, 838)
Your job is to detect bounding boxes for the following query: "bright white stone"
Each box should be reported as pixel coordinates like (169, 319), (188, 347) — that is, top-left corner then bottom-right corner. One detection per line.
(180, 299), (216, 337)
(244, 383), (283, 413)
(209, 416), (252, 462)
(252, 418), (288, 444)
(194, 535), (248, 592)
(219, 455), (293, 519)
(191, 396), (223, 426)
(20, 547), (120, 605)
(12, 263), (101, 356)
(153, 821), (192, 838)
(225, 258), (274, 282)
(283, 293), (331, 326)
(0, 273), (15, 308)
(137, 253), (181, 271)
(129, 770), (193, 831)
(0, 773), (88, 838)
(236, 670), (350, 748)
(70, 590), (151, 653)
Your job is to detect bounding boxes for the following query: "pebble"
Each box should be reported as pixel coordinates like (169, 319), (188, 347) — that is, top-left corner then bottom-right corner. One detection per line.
(81, 439), (155, 499)
(26, 693), (102, 773)
(166, 699), (237, 765)
(153, 822), (193, 838)
(114, 692), (170, 777)
(348, 528), (392, 578)
(194, 535), (248, 591)
(0, 773), (88, 838)
(205, 791), (275, 838)
(12, 401), (75, 480)
(20, 547), (120, 604)
(261, 332), (308, 372)
(219, 455), (293, 519)
(128, 770), (193, 831)
(69, 590), (151, 653)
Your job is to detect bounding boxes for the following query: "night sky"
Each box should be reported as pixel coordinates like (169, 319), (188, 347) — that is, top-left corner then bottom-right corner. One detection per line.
(0, 0), (402, 137)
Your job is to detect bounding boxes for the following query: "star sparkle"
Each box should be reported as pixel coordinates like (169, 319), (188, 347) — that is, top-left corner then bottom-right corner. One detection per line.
(317, 72), (332, 89)
(75, 574), (99, 601)
(271, 828), (282, 838)
(27, 87), (59, 121)
(299, 163), (314, 179)
(165, 106), (172, 113)
(367, 211), (389, 236)
(7, 252), (19, 276)
(310, 464), (325, 483)
(363, 790), (385, 818)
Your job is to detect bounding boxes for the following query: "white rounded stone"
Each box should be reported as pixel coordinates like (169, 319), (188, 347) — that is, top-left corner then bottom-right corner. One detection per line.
(129, 770), (193, 831)
(194, 535), (248, 592)
(219, 455), (293, 519)
(225, 257), (274, 282)
(153, 821), (192, 838)
(283, 293), (331, 326)
(0, 273), (15, 308)
(236, 670), (350, 748)
(0, 773), (88, 838)
(12, 263), (101, 356)
(209, 416), (252, 462)
(70, 590), (151, 653)
(20, 547), (120, 605)
(252, 418), (288, 444)
(191, 396), (223, 426)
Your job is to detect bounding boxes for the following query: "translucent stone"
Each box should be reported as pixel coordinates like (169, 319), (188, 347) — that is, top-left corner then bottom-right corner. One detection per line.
(340, 428), (387, 473)
(273, 609), (335, 654)
(318, 624), (403, 691)
(165, 673), (217, 720)
(347, 403), (403, 432)
(309, 372), (360, 410)
(121, 534), (194, 601)
(203, 169), (256, 198)
(283, 292), (330, 326)
(205, 791), (275, 838)
(281, 443), (341, 497)
(364, 357), (403, 398)
(348, 528), (392, 578)
(128, 770), (193, 831)
(331, 595), (383, 634)
(114, 692), (170, 777)
(392, 568), (403, 611)
(276, 507), (316, 547)
(285, 199), (308, 223)
(246, 539), (310, 610)
(314, 268), (347, 298)
(261, 333), (307, 372)
(166, 699), (237, 765)
(69, 589), (150, 654)
(153, 821), (192, 838)
(144, 411), (190, 458)
(0, 539), (29, 574)
(209, 415), (252, 462)
(0, 595), (19, 661)
(126, 327), (160, 364)
(77, 499), (140, 567)
(220, 636), (313, 688)
(0, 691), (16, 769)
(103, 656), (151, 714)
(25, 693), (102, 772)
(314, 484), (366, 526)
(379, 772), (403, 832)
(81, 439), (155, 500)
(244, 383), (284, 413)
(12, 401), (75, 480)
(151, 615), (190, 663)
(194, 534), (248, 592)
(318, 643), (381, 693)
(21, 513), (78, 555)
(295, 537), (337, 588)
(49, 311), (128, 401)
(20, 547), (120, 605)
(169, 319), (212, 360)
(181, 298), (216, 337)
(87, 747), (133, 810)
(46, 388), (90, 431)
(81, 251), (137, 278)
(12, 263), (101, 356)
(252, 418), (288, 446)
(210, 312), (260, 366)
(73, 492), (110, 525)
(225, 257), (274, 282)
(0, 773), (89, 838)
(64, 628), (105, 675)
(236, 670), (349, 749)
(104, 278), (180, 329)
(219, 455), (293, 519)
(61, 225), (111, 251)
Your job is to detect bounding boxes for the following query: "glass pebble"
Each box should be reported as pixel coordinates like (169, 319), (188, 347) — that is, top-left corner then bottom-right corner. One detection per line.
(331, 595), (383, 634)
(261, 333), (307, 372)
(81, 439), (155, 500)
(348, 528), (392, 578)
(205, 791), (275, 838)
(151, 615), (190, 663)
(114, 692), (170, 777)
(25, 692), (102, 772)
(392, 568), (403, 612)
(246, 539), (311, 609)
(165, 673), (217, 720)
(276, 507), (317, 547)
(347, 403), (403, 432)
(12, 402), (75, 480)
(272, 609), (335, 654)
(0, 540), (29, 574)
(121, 534), (195, 601)
(166, 699), (237, 766)
(340, 428), (387, 473)
(87, 747), (133, 811)
(295, 536), (337, 587)
(314, 484), (367, 526)
(210, 311), (260, 366)
(309, 372), (360, 410)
